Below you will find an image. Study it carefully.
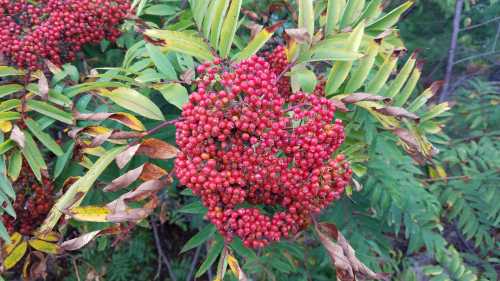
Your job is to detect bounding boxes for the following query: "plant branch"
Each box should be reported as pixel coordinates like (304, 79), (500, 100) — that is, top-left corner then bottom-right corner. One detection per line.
(151, 219), (178, 281)
(459, 16), (500, 31)
(185, 246), (202, 281)
(440, 0), (465, 103)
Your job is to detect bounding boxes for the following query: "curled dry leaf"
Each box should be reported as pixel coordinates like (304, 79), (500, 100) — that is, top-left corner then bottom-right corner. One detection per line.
(375, 106), (420, 121)
(24, 252), (48, 281)
(227, 254), (249, 281)
(103, 164), (145, 192)
(140, 163), (168, 181)
(116, 143), (141, 169)
(246, 22), (263, 39)
(108, 179), (165, 207)
(315, 222), (389, 281)
(181, 68), (195, 84)
(60, 230), (100, 251)
(341, 93), (391, 104)
(38, 72), (49, 100)
(285, 28), (311, 44)
(10, 125), (25, 148)
(74, 112), (146, 131)
(137, 138), (178, 160)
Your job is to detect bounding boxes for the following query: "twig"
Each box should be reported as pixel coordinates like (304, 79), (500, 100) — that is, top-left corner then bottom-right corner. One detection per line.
(72, 258), (81, 281)
(151, 219), (178, 281)
(453, 50), (500, 65)
(185, 246), (202, 281)
(206, 243), (213, 281)
(276, 60), (297, 82)
(460, 16), (500, 31)
(440, 0), (465, 103)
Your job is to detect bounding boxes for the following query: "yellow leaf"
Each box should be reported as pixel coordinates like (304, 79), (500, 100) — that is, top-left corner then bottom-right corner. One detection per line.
(0, 121), (12, 133)
(109, 112), (145, 131)
(227, 254), (241, 278)
(28, 239), (62, 254)
(70, 206), (112, 222)
(436, 164), (447, 178)
(3, 241), (28, 270)
(82, 146), (107, 157)
(4, 232), (22, 255)
(35, 231), (61, 242)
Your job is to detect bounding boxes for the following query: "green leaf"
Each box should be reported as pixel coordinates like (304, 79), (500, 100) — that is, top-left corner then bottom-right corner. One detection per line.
(367, 1), (414, 32)
(54, 141), (75, 179)
(202, 0), (220, 38)
(26, 100), (73, 124)
(65, 82), (126, 98)
(0, 99), (21, 112)
(145, 43), (178, 80)
(0, 112), (21, 122)
(7, 150), (22, 182)
(394, 64), (421, 106)
(158, 83), (188, 110)
(0, 221), (10, 243)
(233, 25), (278, 62)
(366, 51), (399, 94)
(209, 0), (230, 48)
(21, 131), (46, 182)
(178, 201), (207, 214)
(195, 235), (224, 277)
(101, 87), (164, 121)
(0, 84), (23, 99)
(299, 49), (363, 63)
(0, 66), (24, 77)
(325, 21), (365, 95)
(218, 0), (242, 58)
(345, 40), (380, 93)
(181, 224), (216, 253)
(325, 0), (345, 36)
(340, 0), (364, 29)
(385, 52), (417, 98)
(40, 146), (126, 233)
(291, 67), (317, 93)
(0, 165), (15, 200)
(0, 140), (15, 156)
(144, 29), (214, 62)
(298, 0), (314, 42)
(25, 118), (63, 156)
(144, 4), (177, 16)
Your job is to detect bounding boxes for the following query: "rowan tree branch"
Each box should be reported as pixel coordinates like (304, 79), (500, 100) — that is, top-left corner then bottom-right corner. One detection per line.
(440, 0), (465, 103)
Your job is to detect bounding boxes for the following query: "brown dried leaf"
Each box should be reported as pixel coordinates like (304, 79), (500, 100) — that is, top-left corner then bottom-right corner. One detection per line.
(10, 125), (25, 148)
(116, 143), (141, 169)
(315, 223), (389, 281)
(246, 22), (263, 39)
(285, 28), (311, 44)
(375, 106), (420, 120)
(140, 163), (168, 181)
(341, 93), (391, 104)
(27, 252), (48, 281)
(105, 207), (153, 223)
(38, 72), (49, 100)
(330, 99), (349, 112)
(103, 165), (145, 192)
(137, 138), (178, 160)
(60, 230), (100, 251)
(181, 69), (195, 85)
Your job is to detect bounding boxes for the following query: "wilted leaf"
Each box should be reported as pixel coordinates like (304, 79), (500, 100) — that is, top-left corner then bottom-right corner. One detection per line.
(3, 232), (22, 255)
(103, 165), (145, 192)
(108, 180), (165, 209)
(75, 112), (146, 131)
(137, 138), (178, 159)
(35, 232), (61, 243)
(116, 144), (141, 169)
(227, 254), (249, 281)
(10, 125), (25, 149)
(285, 28), (311, 44)
(341, 93), (391, 104)
(60, 230), (101, 251)
(315, 223), (389, 281)
(140, 163), (168, 181)
(375, 106), (420, 120)
(37, 72), (49, 100)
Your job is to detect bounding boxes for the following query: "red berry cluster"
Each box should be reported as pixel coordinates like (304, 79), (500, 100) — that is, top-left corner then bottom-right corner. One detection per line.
(175, 49), (351, 249)
(1, 163), (54, 236)
(0, 0), (130, 70)
(265, 45), (292, 97)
